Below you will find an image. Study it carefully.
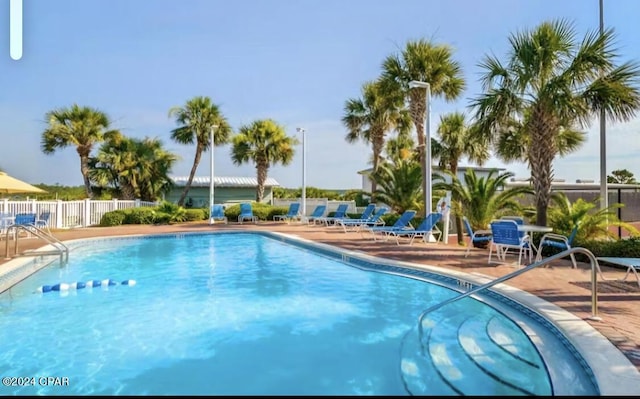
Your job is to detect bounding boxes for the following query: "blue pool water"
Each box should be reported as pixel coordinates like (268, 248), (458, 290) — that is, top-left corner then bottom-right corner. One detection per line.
(0, 232), (553, 395)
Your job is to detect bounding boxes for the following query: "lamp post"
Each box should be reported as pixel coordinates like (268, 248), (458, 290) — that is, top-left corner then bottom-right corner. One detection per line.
(296, 127), (306, 219)
(409, 80), (436, 242)
(209, 124), (218, 225)
(599, 0), (608, 214)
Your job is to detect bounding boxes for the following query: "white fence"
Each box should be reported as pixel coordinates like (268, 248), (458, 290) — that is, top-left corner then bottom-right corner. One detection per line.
(0, 199), (157, 229)
(273, 198), (357, 216)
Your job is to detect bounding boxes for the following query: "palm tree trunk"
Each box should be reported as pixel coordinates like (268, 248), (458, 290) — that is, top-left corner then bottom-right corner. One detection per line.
(79, 154), (93, 199)
(371, 130), (385, 202)
(178, 145), (203, 206)
(256, 163), (268, 202)
(119, 182), (136, 200)
(409, 96), (428, 217)
(449, 164), (465, 245)
(528, 108), (557, 226)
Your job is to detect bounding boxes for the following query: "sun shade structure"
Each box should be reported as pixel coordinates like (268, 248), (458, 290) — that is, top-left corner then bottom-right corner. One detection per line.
(0, 172), (47, 194)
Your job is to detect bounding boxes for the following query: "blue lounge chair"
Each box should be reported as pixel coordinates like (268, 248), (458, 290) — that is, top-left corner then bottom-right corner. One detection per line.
(463, 216), (493, 258)
(386, 212), (443, 245)
(362, 210), (417, 241)
(336, 206), (388, 233)
(273, 202), (301, 223)
(303, 205), (327, 225)
(238, 203), (258, 224)
(209, 204), (228, 224)
(315, 204), (349, 226)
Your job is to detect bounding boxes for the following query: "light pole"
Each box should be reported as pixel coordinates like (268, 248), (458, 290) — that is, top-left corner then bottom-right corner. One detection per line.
(599, 0), (608, 214)
(209, 124), (218, 225)
(409, 80), (436, 242)
(296, 127), (306, 219)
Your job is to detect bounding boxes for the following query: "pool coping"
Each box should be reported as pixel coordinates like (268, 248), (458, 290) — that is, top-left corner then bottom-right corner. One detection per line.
(1, 229), (639, 395)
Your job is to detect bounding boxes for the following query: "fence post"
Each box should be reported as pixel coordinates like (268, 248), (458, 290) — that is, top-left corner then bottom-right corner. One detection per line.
(1, 198), (7, 213)
(55, 200), (63, 229)
(31, 199), (37, 213)
(112, 198), (118, 211)
(135, 198), (141, 207)
(83, 198), (91, 227)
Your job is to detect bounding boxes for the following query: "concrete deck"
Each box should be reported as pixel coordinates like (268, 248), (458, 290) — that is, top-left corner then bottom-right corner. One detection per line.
(2, 221), (639, 374)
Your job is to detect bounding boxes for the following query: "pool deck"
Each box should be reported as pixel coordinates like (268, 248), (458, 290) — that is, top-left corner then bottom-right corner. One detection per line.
(2, 220), (640, 375)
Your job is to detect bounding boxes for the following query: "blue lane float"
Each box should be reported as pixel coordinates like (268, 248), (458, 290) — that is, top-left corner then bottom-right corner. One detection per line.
(36, 279), (136, 293)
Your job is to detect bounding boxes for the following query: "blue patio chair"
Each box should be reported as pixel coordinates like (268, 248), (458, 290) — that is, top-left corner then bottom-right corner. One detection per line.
(488, 219), (532, 267)
(273, 202), (301, 223)
(362, 210), (417, 241)
(386, 212), (442, 245)
(315, 204), (349, 226)
(536, 223), (579, 268)
(238, 203), (258, 224)
(304, 205), (327, 225)
(209, 204), (228, 224)
(336, 206), (388, 233)
(35, 211), (52, 233)
(463, 217), (493, 258)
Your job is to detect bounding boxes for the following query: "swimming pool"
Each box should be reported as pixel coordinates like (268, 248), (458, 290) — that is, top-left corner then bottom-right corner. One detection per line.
(0, 231), (630, 395)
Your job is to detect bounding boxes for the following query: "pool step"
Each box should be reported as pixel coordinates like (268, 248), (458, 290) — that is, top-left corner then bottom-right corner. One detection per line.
(400, 310), (552, 395)
(399, 325), (459, 395)
(458, 315), (552, 395)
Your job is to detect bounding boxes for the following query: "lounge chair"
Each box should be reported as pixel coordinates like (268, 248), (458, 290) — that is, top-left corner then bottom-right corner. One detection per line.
(596, 257), (640, 288)
(303, 205), (327, 225)
(273, 202), (301, 223)
(463, 217), (493, 258)
(237, 203), (258, 224)
(335, 206), (388, 233)
(536, 224), (579, 268)
(314, 204), (349, 226)
(209, 204), (228, 224)
(362, 210), (417, 241)
(385, 212), (442, 245)
(488, 219), (532, 267)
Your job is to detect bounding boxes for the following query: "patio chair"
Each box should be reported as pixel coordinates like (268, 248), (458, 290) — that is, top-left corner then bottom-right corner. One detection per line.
(362, 210), (417, 241)
(385, 212), (442, 245)
(536, 224), (579, 268)
(237, 203), (258, 224)
(0, 212), (14, 239)
(463, 217), (493, 258)
(314, 204), (349, 226)
(273, 202), (301, 223)
(35, 211), (52, 233)
(488, 219), (532, 267)
(209, 204), (228, 224)
(335, 206), (388, 233)
(303, 205), (327, 225)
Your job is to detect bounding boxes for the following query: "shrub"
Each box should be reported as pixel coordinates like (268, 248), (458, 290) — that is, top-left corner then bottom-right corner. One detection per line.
(184, 208), (205, 221)
(224, 202), (275, 221)
(154, 211), (172, 224)
(100, 210), (127, 227)
(124, 207), (156, 224)
(154, 201), (188, 223)
(268, 206), (289, 221)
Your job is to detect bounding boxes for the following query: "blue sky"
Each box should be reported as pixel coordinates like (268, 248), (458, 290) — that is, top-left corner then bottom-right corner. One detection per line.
(1, 0), (640, 189)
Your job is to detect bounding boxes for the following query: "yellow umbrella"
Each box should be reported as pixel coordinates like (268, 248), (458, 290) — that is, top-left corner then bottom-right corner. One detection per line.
(0, 172), (47, 194)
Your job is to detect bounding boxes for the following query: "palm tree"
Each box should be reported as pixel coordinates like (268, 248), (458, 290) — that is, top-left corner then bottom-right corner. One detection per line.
(230, 119), (298, 202)
(380, 39), (466, 215)
(548, 192), (639, 241)
(41, 104), (117, 198)
(168, 96), (232, 206)
(434, 169), (532, 233)
(471, 19), (640, 226)
(433, 112), (490, 244)
(372, 157), (424, 214)
(90, 133), (178, 201)
(343, 80), (412, 196)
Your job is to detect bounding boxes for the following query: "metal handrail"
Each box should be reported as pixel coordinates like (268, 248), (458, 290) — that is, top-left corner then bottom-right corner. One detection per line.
(5, 224), (69, 264)
(417, 247), (602, 344)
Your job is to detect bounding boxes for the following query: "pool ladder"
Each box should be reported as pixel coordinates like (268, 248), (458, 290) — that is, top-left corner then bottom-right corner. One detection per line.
(4, 224), (69, 265)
